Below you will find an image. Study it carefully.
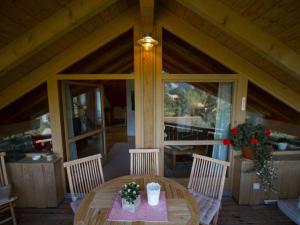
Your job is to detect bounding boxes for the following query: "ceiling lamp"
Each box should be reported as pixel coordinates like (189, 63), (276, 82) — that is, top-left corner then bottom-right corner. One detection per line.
(138, 33), (158, 50)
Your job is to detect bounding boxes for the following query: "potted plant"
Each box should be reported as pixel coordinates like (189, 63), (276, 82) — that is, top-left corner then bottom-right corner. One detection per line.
(223, 123), (275, 190)
(223, 123), (271, 159)
(120, 182), (141, 213)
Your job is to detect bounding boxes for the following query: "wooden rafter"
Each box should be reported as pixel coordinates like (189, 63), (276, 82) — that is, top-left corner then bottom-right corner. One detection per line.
(0, 0), (118, 77)
(0, 7), (139, 110)
(176, 0), (300, 80)
(157, 8), (300, 112)
(139, 0), (155, 33)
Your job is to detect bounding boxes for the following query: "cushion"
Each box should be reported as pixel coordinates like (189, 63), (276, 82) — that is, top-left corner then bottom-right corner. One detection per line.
(0, 185), (11, 202)
(190, 190), (220, 225)
(70, 198), (83, 213)
(278, 199), (300, 225)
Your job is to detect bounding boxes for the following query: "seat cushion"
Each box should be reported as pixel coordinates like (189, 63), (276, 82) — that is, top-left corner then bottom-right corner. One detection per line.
(278, 199), (300, 225)
(70, 198), (83, 213)
(190, 191), (221, 225)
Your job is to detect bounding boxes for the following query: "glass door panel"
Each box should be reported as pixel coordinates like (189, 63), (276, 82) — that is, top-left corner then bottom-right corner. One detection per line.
(63, 81), (106, 160)
(164, 82), (233, 177)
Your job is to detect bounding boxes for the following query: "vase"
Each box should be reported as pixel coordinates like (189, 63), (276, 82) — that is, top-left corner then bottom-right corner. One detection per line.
(242, 146), (254, 160)
(121, 195), (141, 213)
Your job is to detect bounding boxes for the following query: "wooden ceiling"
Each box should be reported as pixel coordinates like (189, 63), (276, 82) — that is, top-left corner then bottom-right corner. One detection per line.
(163, 29), (234, 74)
(0, 0), (137, 90)
(0, 83), (48, 126)
(61, 30), (134, 74)
(0, 0), (299, 115)
(217, 0), (300, 54)
(160, 0), (300, 95)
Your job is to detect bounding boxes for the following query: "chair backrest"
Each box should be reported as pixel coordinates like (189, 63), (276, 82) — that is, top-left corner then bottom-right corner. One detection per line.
(63, 154), (104, 201)
(188, 154), (230, 201)
(0, 153), (8, 187)
(129, 149), (159, 176)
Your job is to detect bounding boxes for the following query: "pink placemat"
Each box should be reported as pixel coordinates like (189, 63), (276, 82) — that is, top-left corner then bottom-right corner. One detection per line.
(107, 191), (168, 222)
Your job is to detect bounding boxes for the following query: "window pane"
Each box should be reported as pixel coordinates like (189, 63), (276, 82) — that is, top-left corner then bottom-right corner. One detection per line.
(0, 83), (52, 161)
(246, 81), (300, 151)
(164, 82), (233, 141)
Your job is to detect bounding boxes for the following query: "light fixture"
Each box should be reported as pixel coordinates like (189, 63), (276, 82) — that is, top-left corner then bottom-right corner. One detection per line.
(137, 33), (158, 50)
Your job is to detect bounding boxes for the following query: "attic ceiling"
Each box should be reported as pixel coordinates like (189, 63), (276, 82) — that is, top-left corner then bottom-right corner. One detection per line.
(0, 0), (299, 111)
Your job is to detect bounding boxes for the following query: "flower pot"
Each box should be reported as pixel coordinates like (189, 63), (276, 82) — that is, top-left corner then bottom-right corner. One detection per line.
(121, 195), (141, 213)
(242, 147), (254, 160)
(277, 142), (288, 151)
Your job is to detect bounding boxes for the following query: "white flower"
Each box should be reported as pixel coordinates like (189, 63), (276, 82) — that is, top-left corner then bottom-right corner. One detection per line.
(137, 184), (140, 188)
(128, 189), (131, 192)
(133, 191), (136, 194)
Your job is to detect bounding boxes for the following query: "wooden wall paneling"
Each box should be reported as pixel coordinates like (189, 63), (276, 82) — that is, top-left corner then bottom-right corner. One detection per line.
(176, 0), (300, 81)
(0, 6), (138, 110)
(7, 158), (64, 208)
(233, 155), (300, 205)
(157, 8), (300, 112)
(0, 0), (119, 77)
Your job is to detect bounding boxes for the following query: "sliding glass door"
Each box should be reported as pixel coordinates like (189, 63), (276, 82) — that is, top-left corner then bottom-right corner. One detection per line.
(164, 81), (233, 177)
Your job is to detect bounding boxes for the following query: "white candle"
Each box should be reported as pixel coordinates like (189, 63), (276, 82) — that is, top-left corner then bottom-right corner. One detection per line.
(146, 182), (161, 206)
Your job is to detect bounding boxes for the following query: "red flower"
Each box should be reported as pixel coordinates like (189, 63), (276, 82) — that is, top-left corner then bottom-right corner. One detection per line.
(223, 138), (231, 145)
(265, 128), (271, 136)
(250, 138), (258, 145)
(231, 128), (238, 135)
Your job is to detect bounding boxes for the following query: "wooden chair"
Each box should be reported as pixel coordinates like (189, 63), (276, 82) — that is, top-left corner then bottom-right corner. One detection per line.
(188, 154), (230, 225)
(129, 149), (159, 176)
(63, 154), (104, 213)
(0, 153), (17, 225)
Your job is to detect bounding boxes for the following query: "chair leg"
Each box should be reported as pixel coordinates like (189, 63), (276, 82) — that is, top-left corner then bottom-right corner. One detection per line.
(9, 202), (17, 225)
(212, 211), (219, 225)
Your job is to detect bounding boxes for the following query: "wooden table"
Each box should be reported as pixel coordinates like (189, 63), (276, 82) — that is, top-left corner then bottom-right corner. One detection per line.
(74, 175), (200, 225)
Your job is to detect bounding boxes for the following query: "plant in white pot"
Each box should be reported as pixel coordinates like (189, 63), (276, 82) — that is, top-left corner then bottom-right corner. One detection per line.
(120, 182), (141, 213)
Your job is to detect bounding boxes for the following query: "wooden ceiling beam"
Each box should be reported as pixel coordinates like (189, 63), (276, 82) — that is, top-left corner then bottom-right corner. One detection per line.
(176, 0), (300, 80)
(0, 7), (139, 109)
(139, 0), (155, 34)
(158, 8), (300, 112)
(0, 0), (119, 77)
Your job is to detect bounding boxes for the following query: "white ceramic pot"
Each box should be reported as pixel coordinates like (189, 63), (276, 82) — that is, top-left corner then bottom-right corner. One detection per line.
(277, 142), (288, 151)
(146, 182), (161, 206)
(121, 195), (141, 213)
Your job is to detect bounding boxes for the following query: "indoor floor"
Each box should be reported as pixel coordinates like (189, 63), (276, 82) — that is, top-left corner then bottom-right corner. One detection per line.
(13, 197), (296, 225)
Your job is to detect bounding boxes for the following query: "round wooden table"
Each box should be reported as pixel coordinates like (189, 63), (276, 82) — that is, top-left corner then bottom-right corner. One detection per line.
(74, 175), (200, 225)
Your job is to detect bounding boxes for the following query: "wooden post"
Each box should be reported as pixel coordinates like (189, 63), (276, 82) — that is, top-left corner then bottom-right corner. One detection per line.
(141, 38), (156, 148)
(47, 76), (66, 193)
